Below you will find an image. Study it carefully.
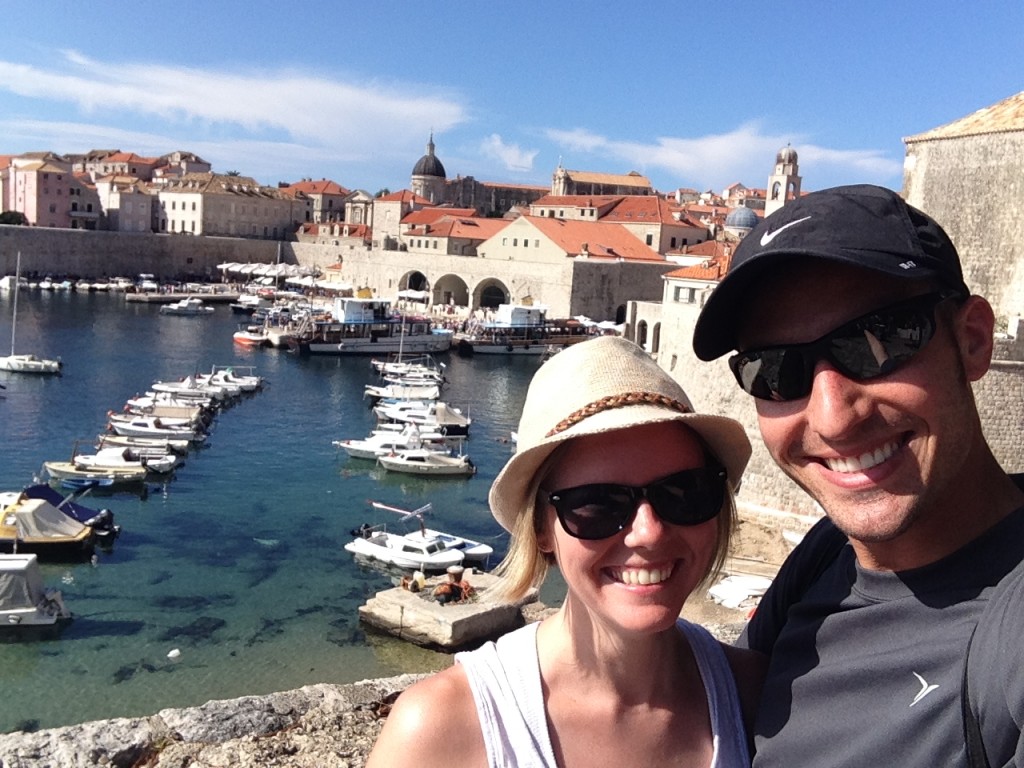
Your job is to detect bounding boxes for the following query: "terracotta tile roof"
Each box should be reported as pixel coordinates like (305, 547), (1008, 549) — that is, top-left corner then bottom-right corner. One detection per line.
(525, 216), (664, 262)
(562, 169), (652, 188)
(0, 155), (12, 170)
(478, 181), (549, 192)
(533, 194), (624, 208)
(602, 196), (680, 223)
(905, 91), (1024, 142)
(377, 189), (432, 205)
(664, 246), (734, 280)
(402, 207), (478, 225)
(286, 179), (350, 196)
(407, 217), (508, 240)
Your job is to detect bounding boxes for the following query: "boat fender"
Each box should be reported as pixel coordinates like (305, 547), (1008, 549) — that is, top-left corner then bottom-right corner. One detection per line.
(506, 343), (514, 352)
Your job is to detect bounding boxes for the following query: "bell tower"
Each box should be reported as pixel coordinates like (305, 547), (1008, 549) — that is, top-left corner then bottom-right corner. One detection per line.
(765, 145), (801, 217)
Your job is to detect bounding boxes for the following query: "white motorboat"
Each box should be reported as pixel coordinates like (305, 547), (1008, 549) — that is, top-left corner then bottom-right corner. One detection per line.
(0, 554), (71, 627)
(73, 446), (180, 475)
(159, 297), (215, 316)
(345, 502), (493, 572)
(364, 382), (440, 401)
(106, 415), (205, 441)
(196, 365), (263, 393)
(374, 400), (472, 436)
(96, 433), (192, 455)
(150, 375), (229, 401)
(377, 448), (476, 476)
(0, 252), (62, 375)
(333, 423), (449, 460)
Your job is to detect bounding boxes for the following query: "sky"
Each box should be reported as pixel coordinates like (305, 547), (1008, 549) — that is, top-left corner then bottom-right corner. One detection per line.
(1, 2), (1022, 197)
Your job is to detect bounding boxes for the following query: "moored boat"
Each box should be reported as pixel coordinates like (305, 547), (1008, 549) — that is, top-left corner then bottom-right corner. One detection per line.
(345, 501), (493, 572)
(289, 297), (452, 355)
(0, 554), (72, 626)
(377, 447), (476, 477)
(158, 297), (215, 316)
(454, 303), (594, 356)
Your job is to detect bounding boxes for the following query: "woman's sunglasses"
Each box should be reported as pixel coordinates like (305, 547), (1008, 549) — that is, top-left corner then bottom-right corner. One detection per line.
(728, 291), (963, 402)
(546, 464), (726, 540)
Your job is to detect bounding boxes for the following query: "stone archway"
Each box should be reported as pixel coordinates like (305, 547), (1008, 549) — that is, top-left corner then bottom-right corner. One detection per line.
(432, 273), (470, 308)
(401, 270), (429, 292)
(636, 320), (648, 348)
(471, 278), (510, 310)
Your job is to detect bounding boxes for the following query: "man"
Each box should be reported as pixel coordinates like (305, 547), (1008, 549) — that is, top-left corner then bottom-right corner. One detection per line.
(692, 184), (1024, 766)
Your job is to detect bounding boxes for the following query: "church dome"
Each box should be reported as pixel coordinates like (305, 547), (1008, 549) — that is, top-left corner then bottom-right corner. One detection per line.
(776, 145), (798, 164)
(725, 206), (759, 230)
(412, 134), (446, 179)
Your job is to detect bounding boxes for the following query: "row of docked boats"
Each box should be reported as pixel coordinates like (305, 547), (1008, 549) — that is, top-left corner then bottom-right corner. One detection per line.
(339, 356), (494, 573)
(336, 355), (476, 477)
(0, 364), (267, 630)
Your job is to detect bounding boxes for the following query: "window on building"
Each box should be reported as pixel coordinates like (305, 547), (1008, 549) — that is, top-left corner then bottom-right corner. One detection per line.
(646, 234), (653, 246)
(48, 203), (56, 213)
(87, 204), (93, 212)
(670, 237), (677, 248)
(171, 201), (176, 210)
(534, 239), (540, 247)
(192, 221), (196, 232)
(502, 237), (507, 245)
(57, 189), (62, 195)
(524, 239), (528, 247)
(71, 202), (78, 212)
(513, 238), (518, 246)
(192, 202), (196, 211)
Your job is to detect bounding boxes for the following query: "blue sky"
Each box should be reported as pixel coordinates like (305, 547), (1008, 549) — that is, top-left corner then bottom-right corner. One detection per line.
(1, 2), (1021, 196)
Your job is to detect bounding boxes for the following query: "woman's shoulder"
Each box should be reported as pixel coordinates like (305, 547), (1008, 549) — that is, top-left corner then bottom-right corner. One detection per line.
(366, 665), (485, 768)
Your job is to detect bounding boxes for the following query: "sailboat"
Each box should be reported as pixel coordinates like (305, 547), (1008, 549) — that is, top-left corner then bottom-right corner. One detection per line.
(0, 252), (62, 374)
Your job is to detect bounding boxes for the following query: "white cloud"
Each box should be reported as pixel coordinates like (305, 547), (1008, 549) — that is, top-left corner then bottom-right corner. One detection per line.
(479, 134), (538, 173)
(0, 51), (467, 153)
(546, 122), (903, 191)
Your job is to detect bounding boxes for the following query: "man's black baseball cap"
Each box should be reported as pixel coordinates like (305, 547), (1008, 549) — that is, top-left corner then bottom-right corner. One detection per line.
(692, 184), (970, 361)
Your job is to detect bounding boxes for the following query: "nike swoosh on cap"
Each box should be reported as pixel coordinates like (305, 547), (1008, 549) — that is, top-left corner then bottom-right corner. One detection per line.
(759, 215), (812, 247)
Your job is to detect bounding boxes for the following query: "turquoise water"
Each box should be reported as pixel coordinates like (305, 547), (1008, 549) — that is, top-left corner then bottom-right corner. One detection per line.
(0, 290), (552, 733)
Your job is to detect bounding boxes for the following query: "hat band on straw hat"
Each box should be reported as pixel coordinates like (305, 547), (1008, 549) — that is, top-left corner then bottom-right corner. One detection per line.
(545, 391), (692, 438)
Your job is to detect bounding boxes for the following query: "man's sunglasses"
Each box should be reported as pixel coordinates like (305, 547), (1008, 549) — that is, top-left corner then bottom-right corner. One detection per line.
(546, 464), (727, 540)
(728, 291), (963, 402)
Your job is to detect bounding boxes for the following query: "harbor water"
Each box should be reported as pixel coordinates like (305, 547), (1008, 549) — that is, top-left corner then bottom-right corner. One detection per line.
(0, 290), (555, 733)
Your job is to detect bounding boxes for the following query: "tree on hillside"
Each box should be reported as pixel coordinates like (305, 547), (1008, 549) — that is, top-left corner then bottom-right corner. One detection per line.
(225, 170), (242, 177)
(0, 211), (28, 225)
(375, 188), (391, 198)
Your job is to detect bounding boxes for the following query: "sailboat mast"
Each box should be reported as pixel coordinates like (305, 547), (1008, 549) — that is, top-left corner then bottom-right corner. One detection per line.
(9, 251), (20, 356)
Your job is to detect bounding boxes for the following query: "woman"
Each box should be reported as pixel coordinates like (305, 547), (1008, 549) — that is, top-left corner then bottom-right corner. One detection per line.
(368, 336), (761, 767)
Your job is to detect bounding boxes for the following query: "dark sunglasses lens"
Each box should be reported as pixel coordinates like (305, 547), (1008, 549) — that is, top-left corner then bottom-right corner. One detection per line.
(647, 468), (725, 526)
(554, 486), (634, 540)
(830, 307), (932, 379)
(732, 350), (812, 401)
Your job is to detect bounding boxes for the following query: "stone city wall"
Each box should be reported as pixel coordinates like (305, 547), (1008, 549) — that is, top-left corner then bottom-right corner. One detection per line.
(904, 132), (1024, 329)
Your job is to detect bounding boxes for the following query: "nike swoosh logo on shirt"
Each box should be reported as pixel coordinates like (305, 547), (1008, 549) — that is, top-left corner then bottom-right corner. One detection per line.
(759, 215), (812, 247)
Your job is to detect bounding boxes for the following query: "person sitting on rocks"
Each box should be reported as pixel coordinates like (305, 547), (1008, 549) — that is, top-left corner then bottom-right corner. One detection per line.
(367, 336), (763, 768)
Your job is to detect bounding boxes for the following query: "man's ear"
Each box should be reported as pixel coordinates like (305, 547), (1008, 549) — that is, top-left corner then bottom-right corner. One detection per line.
(954, 295), (996, 382)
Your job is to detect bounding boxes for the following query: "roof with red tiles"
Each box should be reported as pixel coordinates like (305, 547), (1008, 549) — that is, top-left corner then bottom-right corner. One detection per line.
(561, 169), (652, 188)
(285, 179), (350, 196)
(664, 246), (734, 280)
(0, 155), (12, 171)
(602, 195), (692, 224)
(377, 189), (433, 205)
(905, 91), (1024, 142)
(402, 207), (478, 225)
(524, 216), (664, 262)
(406, 217), (508, 240)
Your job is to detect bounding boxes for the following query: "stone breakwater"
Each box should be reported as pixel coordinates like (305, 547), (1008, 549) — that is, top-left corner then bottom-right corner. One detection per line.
(0, 675), (424, 768)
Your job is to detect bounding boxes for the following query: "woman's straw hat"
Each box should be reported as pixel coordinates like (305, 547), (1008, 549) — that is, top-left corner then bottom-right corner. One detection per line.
(488, 336), (751, 532)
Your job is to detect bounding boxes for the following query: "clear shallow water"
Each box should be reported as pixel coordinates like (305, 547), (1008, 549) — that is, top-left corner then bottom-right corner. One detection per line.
(0, 290), (554, 733)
